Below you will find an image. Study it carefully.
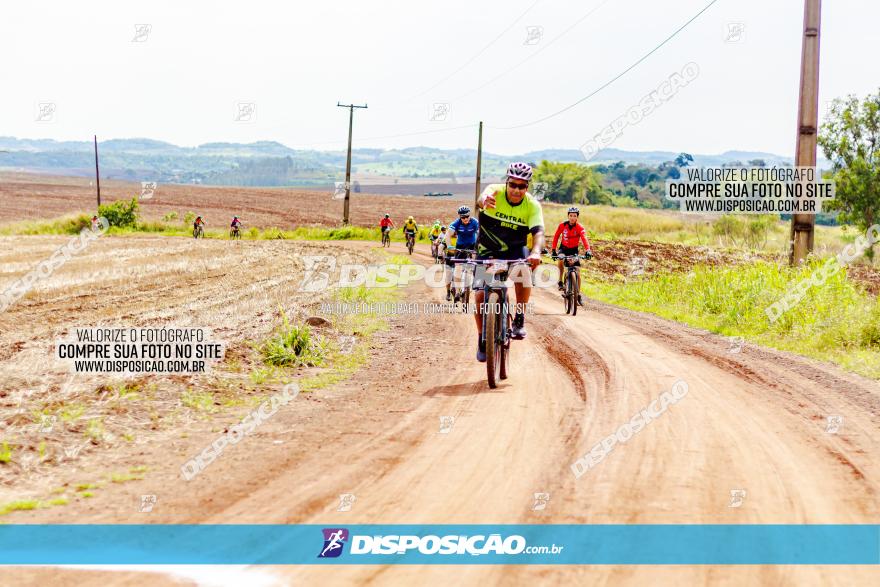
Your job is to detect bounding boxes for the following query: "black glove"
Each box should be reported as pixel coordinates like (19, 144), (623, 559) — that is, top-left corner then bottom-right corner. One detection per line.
(551, 249), (557, 259)
(584, 251), (593, 260)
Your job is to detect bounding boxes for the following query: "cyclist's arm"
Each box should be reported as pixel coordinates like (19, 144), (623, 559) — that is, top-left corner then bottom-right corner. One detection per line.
(476, 184), (501, 210)
(530, 228), (545, 258)
(444, 229), (455, 248)
(580, 226), (591, 252)
(551, 223), (563, 250)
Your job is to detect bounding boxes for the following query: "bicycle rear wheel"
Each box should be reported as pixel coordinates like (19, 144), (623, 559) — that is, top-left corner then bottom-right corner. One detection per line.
(485, 291), (502, 388)
(567, 270), (577, 316)
(499, 301), (509, 380)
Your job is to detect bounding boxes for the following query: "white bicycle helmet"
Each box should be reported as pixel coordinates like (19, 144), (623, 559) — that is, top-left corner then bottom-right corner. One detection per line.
(506, 162), (533, 182)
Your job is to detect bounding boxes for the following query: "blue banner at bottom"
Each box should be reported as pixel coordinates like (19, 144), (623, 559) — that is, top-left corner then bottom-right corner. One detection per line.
(0, 525), (877, 565)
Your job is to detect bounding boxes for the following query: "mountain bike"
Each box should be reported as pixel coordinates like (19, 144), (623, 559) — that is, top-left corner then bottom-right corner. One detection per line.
(448, 248), (476, 311)
(193, 225), (204, 239)
(431, 239), (442, 263)
(381, 227), (391, 247)
(553, 253), (590, 316)
(452, 258), (528, 388)
(230, 225), (241, 239)
(405, 231), (416, 255)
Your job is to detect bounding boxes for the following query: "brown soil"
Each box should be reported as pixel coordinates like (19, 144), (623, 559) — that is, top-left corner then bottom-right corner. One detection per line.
(1, 239), (878, 586)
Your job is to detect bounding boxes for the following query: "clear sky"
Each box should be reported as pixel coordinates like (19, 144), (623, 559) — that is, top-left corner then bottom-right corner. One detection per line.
(1, 0), (876, 156)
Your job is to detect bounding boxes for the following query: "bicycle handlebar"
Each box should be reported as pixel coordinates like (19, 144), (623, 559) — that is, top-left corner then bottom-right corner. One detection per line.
(447, 258), (530, 265)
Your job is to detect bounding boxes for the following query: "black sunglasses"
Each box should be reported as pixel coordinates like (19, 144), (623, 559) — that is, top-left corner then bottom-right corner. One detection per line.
(508, 181), (529, 190)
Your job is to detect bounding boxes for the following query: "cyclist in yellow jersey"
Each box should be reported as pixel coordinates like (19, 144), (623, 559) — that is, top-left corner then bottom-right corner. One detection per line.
(403, 216), (418, 232)
(472, 162), (545, 361)
(402, 216), (418, 248)
(428, 220), (443, 259)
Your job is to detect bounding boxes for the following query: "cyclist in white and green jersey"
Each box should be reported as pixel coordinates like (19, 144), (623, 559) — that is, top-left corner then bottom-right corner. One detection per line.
(472, 162), (545, 361)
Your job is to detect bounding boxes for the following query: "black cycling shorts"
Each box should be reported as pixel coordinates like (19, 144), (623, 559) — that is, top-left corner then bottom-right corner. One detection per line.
(558, 245), (580, 267)
(476, 245), (530, 261)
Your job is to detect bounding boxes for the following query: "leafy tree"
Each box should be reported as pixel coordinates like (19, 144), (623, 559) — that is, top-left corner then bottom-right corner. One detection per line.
(659, 161), (681, 179)
(819, 90), (880, 256)
(98, 198), (139, 228)
(532, 160), (611, 205)
(633, 168), (651, 187)
(674, 153), (694, 167)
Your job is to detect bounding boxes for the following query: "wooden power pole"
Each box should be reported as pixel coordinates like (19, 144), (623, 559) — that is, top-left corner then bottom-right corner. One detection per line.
(789, 0), (822, 265)
(337, 102), (368, 225)
(474, 121), (483, 209)
(94, 135), (101, 208)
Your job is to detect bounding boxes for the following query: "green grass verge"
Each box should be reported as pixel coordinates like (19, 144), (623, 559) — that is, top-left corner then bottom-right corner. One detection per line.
(584, 260), (880, 378)
(0, 214), (437, 243)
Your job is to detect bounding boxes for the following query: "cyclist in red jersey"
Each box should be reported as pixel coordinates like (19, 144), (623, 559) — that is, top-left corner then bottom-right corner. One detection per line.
(551, 207), (592, 304)
(379, 214), (394, 239)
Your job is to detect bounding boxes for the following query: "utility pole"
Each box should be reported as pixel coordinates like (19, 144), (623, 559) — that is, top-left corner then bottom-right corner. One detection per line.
(337, 102), (368, 225)
(474, 121), (483, 209)
(94, 135), (102, 208)
(788, 0), (822, 266)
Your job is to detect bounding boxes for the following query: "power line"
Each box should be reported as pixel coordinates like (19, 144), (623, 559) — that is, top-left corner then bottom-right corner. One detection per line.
(452, 0), (615, 102)
(490, 0), (722, 130)
(407, 0), (544, 101)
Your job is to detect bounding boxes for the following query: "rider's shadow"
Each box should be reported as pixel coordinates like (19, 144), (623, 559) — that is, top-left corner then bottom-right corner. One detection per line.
(424, 381), (507, 396)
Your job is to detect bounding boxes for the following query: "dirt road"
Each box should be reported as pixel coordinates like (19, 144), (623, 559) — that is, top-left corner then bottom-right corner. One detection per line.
(2, 238), (878, 586)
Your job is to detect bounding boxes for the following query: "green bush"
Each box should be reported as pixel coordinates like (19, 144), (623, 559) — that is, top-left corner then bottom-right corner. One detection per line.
(260, 311), (328, 367)
(183, 211), (196, 226)
(162, 211), (178, 222)
(712, 214), (779, 249)
(328, 226), (357, 240)
(98, 198), (140, 228)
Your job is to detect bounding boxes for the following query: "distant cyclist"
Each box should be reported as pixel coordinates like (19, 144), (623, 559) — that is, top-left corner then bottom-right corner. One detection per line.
(444, 205), (479, 301)
(380, 213), (394, 237)
(428, 220), (443, 258)
(229, 215), (242, 238)
(473, 162), (545, 361)
(90, 215), (100, 231)
(402, 215), (418, 245)
(193, 216), (207, 238)
(551, 206), (592, 306)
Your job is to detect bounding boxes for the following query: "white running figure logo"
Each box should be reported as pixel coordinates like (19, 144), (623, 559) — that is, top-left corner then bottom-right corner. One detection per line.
(321, 530), (346, 557)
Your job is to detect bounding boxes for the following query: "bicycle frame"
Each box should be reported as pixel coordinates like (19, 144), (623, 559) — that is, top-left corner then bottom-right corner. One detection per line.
(448, 248), (476, 296)
(554, 254), (588, 315)
(451, 258), (528, 351)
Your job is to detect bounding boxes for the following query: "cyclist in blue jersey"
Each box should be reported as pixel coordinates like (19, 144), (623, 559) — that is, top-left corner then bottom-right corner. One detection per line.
(444, 205), (479, 301)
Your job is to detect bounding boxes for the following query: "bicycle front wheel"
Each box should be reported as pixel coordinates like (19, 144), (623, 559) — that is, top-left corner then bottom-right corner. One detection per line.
(485, 291), (502, 388)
